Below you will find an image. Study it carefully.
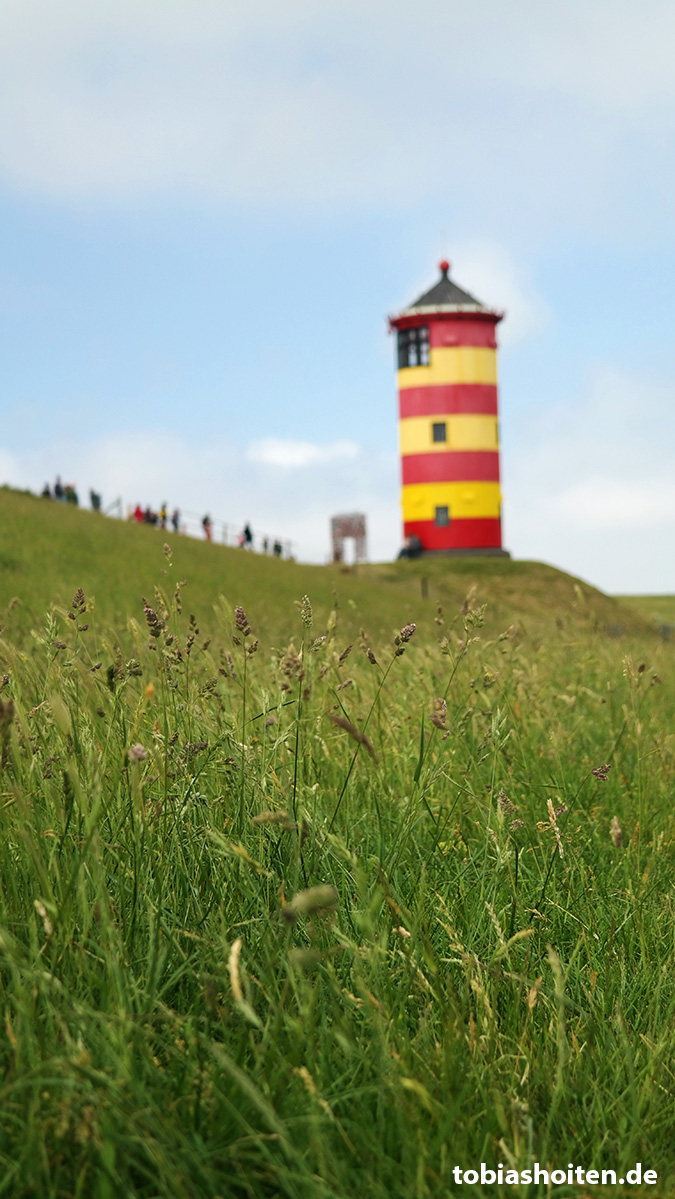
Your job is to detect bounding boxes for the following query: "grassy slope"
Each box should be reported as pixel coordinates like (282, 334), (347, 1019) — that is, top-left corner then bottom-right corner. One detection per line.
(1, 486), (674, 1198)
(616, 594), (675, 627)
(0, 486), (654, 646)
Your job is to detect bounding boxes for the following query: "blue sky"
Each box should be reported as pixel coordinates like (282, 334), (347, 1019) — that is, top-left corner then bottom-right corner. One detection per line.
(1, 0), (675, 592)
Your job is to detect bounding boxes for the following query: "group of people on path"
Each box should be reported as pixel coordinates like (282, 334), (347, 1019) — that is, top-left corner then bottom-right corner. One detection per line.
(132, 503), (180, 532)
(238, 524), (284, 556)
(262, 534), (285, 558)
(39, 477), (287, 557)
(201, 517), (254, 546)
(42, 476), (104, 511)
(42, 476), (80, 506)
(203, 517), (283, 556)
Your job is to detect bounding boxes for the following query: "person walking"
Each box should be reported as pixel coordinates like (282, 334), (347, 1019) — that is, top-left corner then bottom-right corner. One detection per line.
(202, 514), (212, 541)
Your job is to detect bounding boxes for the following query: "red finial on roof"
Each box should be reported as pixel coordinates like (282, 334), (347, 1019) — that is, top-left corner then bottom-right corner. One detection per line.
(439, 259), (450, 274)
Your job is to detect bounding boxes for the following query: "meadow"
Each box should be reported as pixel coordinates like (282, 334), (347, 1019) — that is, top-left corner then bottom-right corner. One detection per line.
(0, 487), (674, 1198)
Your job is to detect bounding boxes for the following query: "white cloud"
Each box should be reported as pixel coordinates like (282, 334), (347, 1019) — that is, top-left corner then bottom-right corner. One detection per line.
(553, 478), (675, 530)
(0, 0), (413, 205)
(0, 0), (673, 232)
(247, 438), (360, 468)
(502, 365), (675, 590)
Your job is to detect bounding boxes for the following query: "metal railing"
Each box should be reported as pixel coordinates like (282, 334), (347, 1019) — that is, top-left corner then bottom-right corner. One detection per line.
(123, 503), (295, 559)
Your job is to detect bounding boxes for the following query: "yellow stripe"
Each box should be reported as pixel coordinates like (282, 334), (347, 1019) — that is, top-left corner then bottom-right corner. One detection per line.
(402, 482), (502, 521)
(399, 415), (499, 454)
(397, 346), (497, 388)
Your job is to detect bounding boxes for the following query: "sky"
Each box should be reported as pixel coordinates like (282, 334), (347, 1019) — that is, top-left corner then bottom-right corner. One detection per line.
(1, 0), (675, 593)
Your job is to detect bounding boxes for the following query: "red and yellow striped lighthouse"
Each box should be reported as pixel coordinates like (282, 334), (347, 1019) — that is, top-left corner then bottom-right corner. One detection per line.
(389, 261), (507, 555)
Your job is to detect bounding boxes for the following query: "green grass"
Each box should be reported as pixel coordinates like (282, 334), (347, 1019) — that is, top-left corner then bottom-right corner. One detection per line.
(0, 487), (674, 1197)
(0, 486), (655, 649)
(615, 594), (675, 629)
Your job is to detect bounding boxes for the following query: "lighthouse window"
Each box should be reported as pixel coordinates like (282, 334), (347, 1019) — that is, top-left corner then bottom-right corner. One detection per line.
(397, 326), (429, 369)
(435, 506), (450, 527)
(432, 422), (447, 443)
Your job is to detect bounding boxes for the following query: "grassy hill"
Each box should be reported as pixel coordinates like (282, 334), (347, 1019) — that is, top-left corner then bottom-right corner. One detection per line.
(0, 485), (655, 647)
(0, 484), (673, 1198)
(616, 592), (675, 628)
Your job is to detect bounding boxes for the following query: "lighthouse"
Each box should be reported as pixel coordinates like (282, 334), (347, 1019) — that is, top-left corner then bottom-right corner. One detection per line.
(389, 261), (508, 555)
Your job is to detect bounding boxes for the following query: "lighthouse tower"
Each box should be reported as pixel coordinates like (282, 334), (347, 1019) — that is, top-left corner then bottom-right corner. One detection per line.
(389, 261), (507, 555)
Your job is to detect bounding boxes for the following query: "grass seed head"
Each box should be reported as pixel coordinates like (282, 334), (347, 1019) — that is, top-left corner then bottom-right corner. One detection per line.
(327, 712), (377, 761)
(546, 797), (564, 858)
(592, 763), (612, 781)
(280, 644), (303, 683)
(282, 885), (338, 923)
(173, 579), (185, 614)
(394, 925), (411, 939)
(234, 606), (251, 636)
(228, 937), (243, 1001)
(394, 622), (416, 655)
(251, 810), (298, 831)
(299, 595), (313, 628)
(142, 599), (164, 638)
(610, 815), (622, 847)
(497, 788), (516, 814)
(34, 900), (53, 938)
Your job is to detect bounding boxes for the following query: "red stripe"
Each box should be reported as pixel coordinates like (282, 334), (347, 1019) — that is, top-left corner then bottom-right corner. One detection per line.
(429, 317), (497, 349)
(399, 384), (498, 418)
(401, 451), (500, 485)
(390, 312), (500, 348)
(403, 518), (503, 552)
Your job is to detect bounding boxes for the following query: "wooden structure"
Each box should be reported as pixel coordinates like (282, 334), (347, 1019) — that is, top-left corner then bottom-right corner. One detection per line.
(330, 513), (367, 563)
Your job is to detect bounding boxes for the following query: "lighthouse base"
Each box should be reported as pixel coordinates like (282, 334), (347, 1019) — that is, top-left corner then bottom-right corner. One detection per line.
(421, 546), (511, 558)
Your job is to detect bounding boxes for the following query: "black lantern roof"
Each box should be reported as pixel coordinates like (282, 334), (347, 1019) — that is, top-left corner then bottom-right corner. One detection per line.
(406, 260), (484, 311)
